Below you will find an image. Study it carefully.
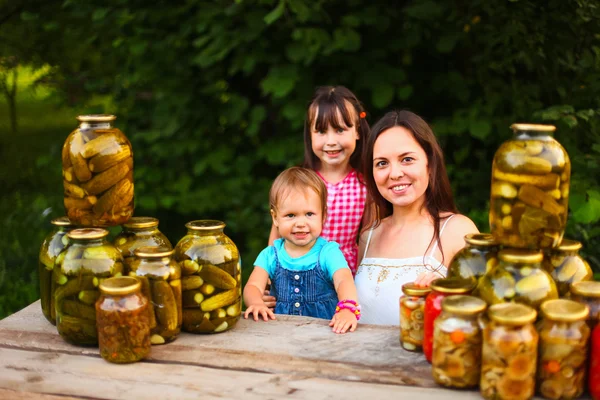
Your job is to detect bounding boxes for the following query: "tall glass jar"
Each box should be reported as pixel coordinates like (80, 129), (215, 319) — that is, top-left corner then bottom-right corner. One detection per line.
(536, 299), (590, 400)
(543, 239), (592, 297)
(54, 228), (124, 346)
(478, 249), (558, 310)
(114, 217), (172, 272)
(174, 220), (241, 333)
(423, 278), (475, 362)
(39, 217), (75, 325)
(129, 246), (182, 345)
(96, 276), (151, 363)
(489, 124), (570, 249)
(480, 303), (538, 400)
(62, 114), (134, 227)
(446, 233), (499, 288)
(432, 295), (487, 388)
(399, 283), (430, 351)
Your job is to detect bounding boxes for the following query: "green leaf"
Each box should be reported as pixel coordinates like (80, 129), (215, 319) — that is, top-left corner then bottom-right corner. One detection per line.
(469, 120), (492, 140)
(572, 190), (600, 224)
(260, 65), (299, 98)
(436, 34), (460, 54)
(264, 0), (286, 25)
(371, 83), (395, 109)
(92, 8), (109, 22)
(397, 85), (413, 100)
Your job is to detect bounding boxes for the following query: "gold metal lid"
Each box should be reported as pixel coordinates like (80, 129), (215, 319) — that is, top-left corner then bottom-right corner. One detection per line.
(510, 123), (556, 132)
(51, 216), (74, 227)
(77, 114), (116, 122)
(123, 217), (159, 229)
(498, 249), (543, 264)
(556, 239), (582, 252)
(442, 295), (487, 315)
(99, 276), (141, 296)
(465, 233), (498, 247)
(67, 228), (109, 240)
(134, 246), (174, 258)
(185, 220), (226, 230)
(431, 278), (476, 294)
(488, 303), (537, 325)
(540, 299), (589, 322)
(402, 282), (432, 297)
(570, 281), (600, 298)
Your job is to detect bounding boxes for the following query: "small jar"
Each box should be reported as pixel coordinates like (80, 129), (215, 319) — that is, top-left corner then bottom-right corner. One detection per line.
(480, 303), (538, 400)
(543, 239), (593, 297)
(174, 220), (241, 333)
(489, 123), (570, 249)
(478, 249), (558, 311)
(570, 281), (600, 323)
(96, 276), (151, 363)
(114, 217), (172, 272)
(54, 228), (124, 346)
(39, 217), (75, 325)
(423, 278), (475, 362)
(446, 233), (499, 287)
(432, 295), (486, 388)
(399, 283), (431, 351)
(130, 246), (182, 345)
(536, 299), (590, 400)
(62, 114), (134, 227)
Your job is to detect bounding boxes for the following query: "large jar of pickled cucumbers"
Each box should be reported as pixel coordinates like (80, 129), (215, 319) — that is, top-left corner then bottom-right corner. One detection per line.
(480, 303), (538, 400)
(536, 299), (590, 400)
(399, 283), (430, 351)
(54, 228), (124, 345)
(490, 124), (570, 249)
(423, 278), (475, 362)
(96, 276), (151, 363)
(130, 246), (181, 345)
(62, 114), (134, 227)
(114, 217), (172, 272)
(39, 217), (75, 325)
(432, 295), (487, 388)
(446, 233), (499, 288)
(543, 239), (592, 297)
(174, 220), (241, 333)
(478, 249), (558, 310)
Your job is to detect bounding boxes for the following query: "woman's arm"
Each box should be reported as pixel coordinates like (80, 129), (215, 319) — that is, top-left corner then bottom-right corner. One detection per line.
(441, 214), (480, 262)
(243, 267), (276, 321)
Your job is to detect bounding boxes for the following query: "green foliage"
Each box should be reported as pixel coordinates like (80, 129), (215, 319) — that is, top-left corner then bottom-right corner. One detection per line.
(1, 0), (600, 317)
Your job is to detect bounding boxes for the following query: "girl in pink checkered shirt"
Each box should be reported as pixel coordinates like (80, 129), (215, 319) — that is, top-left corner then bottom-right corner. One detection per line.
(268, 86), (370, 279)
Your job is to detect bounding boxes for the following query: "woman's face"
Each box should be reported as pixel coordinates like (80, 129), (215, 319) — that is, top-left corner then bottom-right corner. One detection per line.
(372, 126), (429, 210)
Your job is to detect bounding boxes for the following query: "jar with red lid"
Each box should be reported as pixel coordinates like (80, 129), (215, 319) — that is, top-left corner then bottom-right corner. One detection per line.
(423, 278), (475, 363)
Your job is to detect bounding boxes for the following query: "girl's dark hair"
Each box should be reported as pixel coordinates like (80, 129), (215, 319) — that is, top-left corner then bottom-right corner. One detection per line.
(362, 110), (458, 264)
(302, 86), (370, 172)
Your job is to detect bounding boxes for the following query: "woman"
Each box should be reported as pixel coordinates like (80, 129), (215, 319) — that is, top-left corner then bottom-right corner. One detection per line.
(355, 110), (479, 325)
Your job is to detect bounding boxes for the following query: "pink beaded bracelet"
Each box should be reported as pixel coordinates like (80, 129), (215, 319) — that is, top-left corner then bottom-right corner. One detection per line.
(335, 300), (361, 320)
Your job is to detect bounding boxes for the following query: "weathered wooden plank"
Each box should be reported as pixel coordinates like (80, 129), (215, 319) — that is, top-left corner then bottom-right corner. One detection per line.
(0, 388), (82, 400)
(0, 347), (482, 400)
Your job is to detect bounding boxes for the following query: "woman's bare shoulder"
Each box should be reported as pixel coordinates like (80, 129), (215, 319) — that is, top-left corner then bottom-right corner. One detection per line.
(440, 213), (480, 260)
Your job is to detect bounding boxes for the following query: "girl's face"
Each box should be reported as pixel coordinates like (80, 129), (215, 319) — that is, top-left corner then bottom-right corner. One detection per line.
(271, 187), (324, 255)
(372, 126), (429, 210)
(311, 106), (359, 171)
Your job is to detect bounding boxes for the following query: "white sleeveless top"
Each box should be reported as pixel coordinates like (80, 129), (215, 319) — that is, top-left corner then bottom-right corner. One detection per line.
(355, 215), (455, 326)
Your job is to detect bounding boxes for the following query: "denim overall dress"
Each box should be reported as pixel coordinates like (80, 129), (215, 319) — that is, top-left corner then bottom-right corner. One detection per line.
(271, 246), (339, 319)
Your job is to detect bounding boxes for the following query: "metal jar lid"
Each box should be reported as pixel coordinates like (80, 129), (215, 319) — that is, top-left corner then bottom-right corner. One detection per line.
(442, 295), (487, 315)
(134, 246), (174, 258)
(430, 277), (476, 294)
(570, 281), (600, 298)
(540, 299), (589, 322)
(67, 228), (109, 240)
(498, 249), (544, 264)
(464, 233), (498, 247)
(402, 282), (432, 297)
(488, 303), (537, 326)
(123, 216), (159, 229)
(99, 276), (141, 296)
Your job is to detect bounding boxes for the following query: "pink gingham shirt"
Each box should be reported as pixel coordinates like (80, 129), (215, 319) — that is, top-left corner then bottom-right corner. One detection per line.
(316, 169), (367, 275)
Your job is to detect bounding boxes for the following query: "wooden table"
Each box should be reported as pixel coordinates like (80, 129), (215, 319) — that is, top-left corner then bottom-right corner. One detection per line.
(0, 301), (487, 399)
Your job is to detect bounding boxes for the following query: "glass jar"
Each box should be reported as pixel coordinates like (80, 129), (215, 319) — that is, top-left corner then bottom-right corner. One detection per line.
(114, 217), (172, 272)
(446, 233), (499, 288)
(480, 303), (538, 400)
(478, 249), (558, 311)
(570, 281), (600, 323)
(129, 246), (181, 344)
(62, 114), (134, 227)
(399, 283), (430, 351)
(54, 228), (124, 345)
(590, 322), (600, 400)
(174, 220), (241, 333)
(39, 216), (75, 325)
(489, 124), (570, 249)
(96, 276), (151, 363)
(423, 278), (475, 362)
(543, 239), (593, 297)
(432, 295), (486, 388)
(536, 299), (590, 400)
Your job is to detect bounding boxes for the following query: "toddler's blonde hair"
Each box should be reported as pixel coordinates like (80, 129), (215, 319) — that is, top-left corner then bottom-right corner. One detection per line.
(269, 167), (327, 219)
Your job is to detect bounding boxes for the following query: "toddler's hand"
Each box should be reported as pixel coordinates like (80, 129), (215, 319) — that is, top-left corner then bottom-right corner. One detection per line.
(414, 271), (439, 287)
(329, 309), (358, 334)
(244, 304), (276, 322)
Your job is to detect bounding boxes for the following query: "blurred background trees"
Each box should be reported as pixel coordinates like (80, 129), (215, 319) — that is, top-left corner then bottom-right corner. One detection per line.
(1, 0), (599, 318)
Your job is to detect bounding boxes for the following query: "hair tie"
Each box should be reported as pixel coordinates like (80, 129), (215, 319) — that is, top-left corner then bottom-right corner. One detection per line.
(359, 111), (366, 119)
